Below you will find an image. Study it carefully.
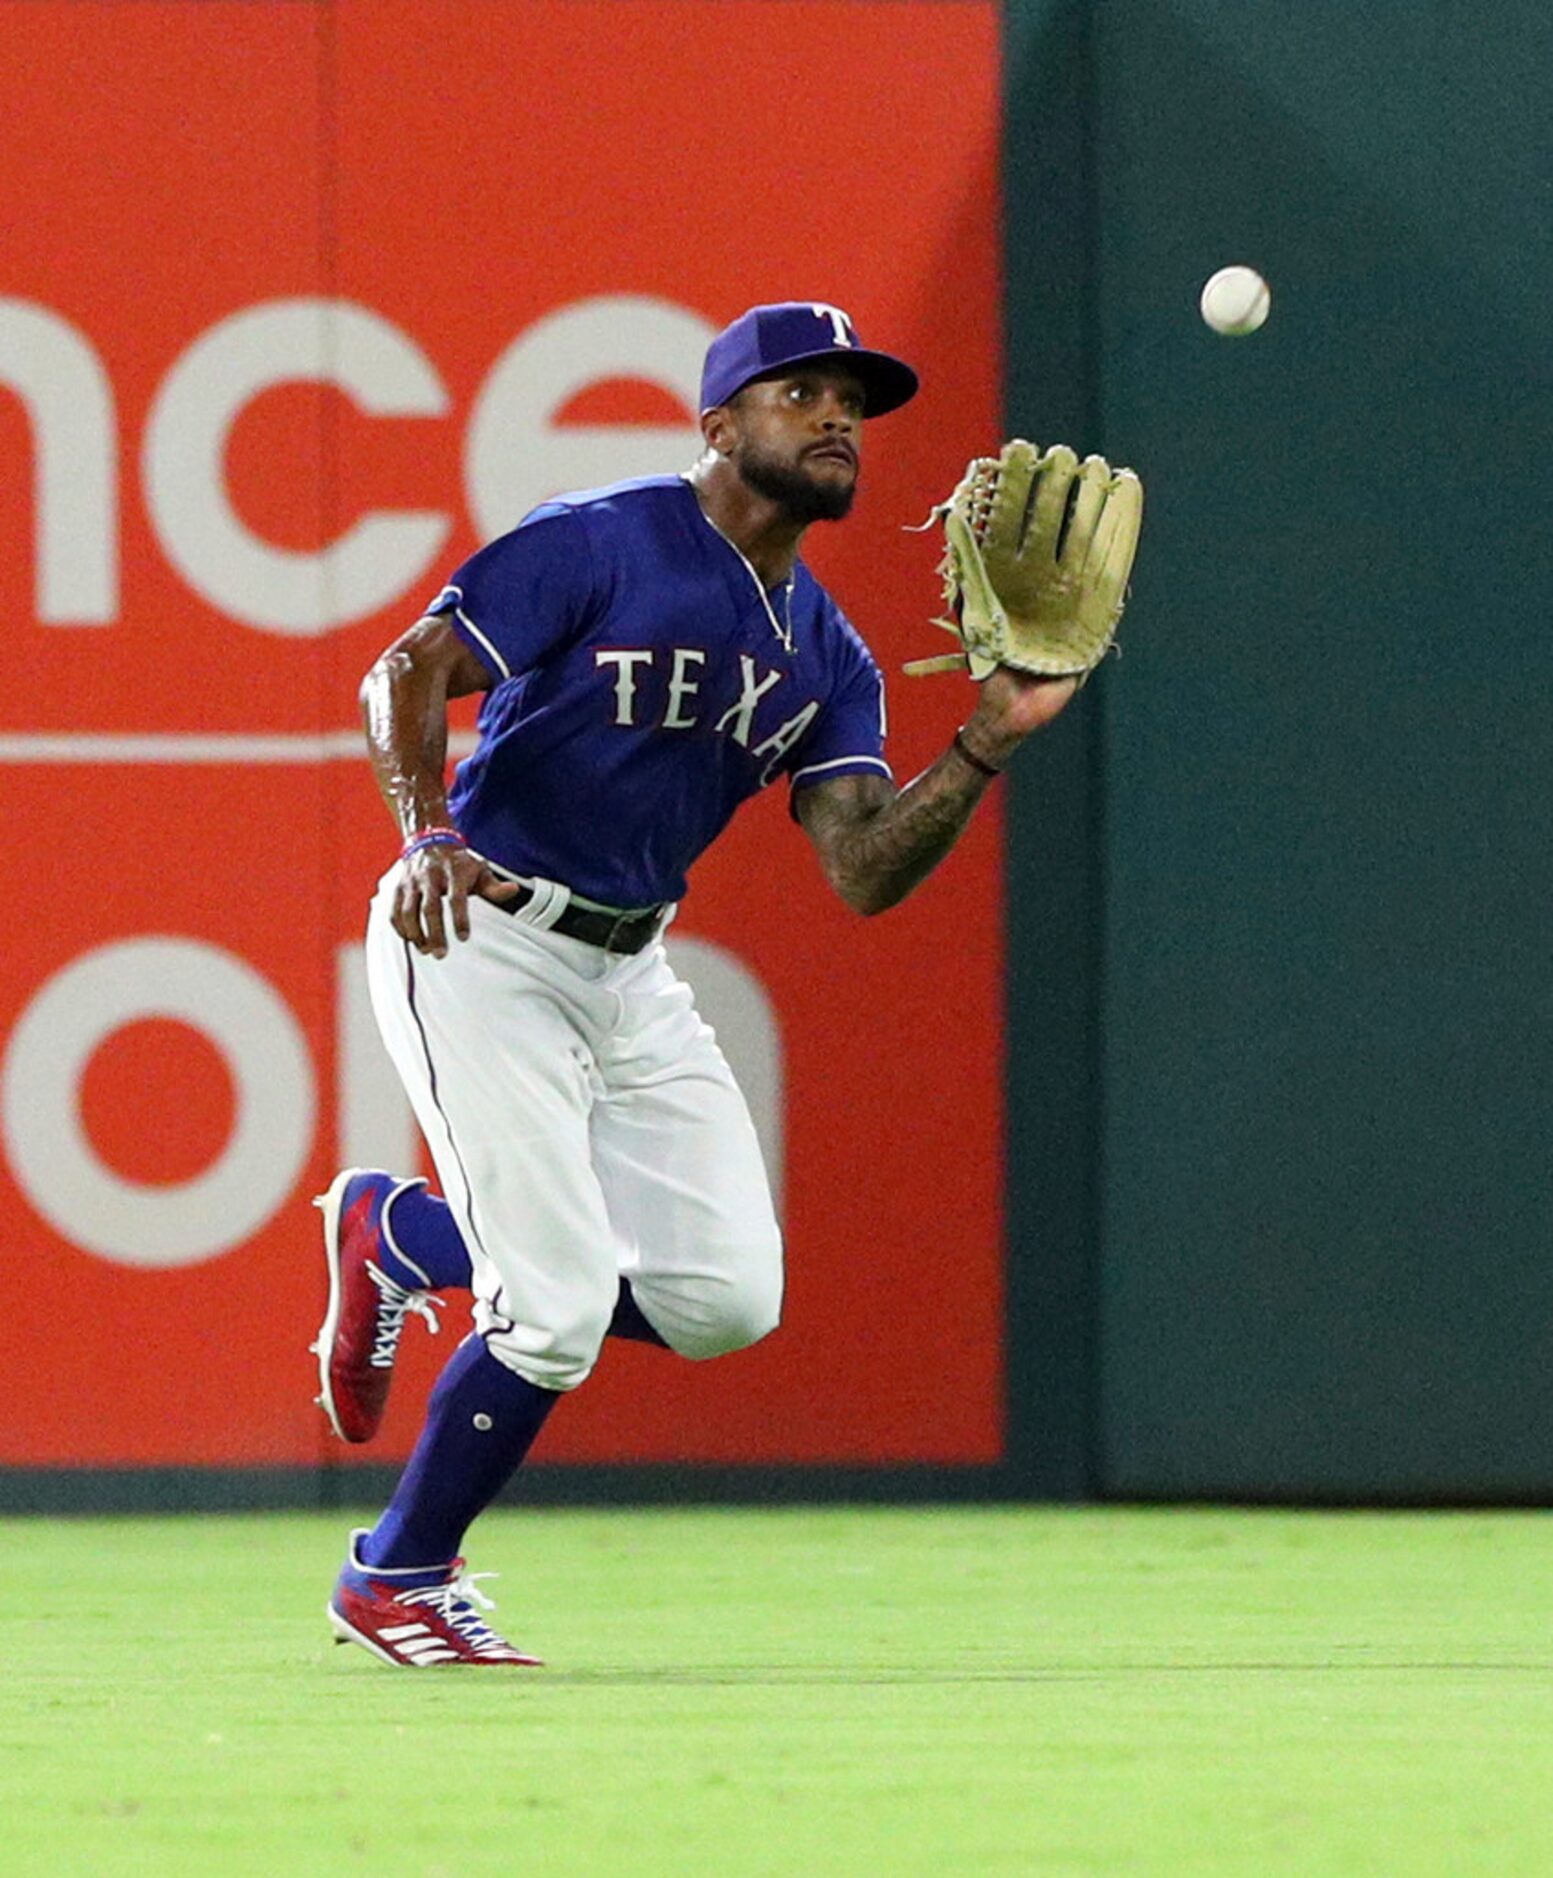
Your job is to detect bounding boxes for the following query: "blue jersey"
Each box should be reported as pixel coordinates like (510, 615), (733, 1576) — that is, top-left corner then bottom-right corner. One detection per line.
(426, 475), (891, 908)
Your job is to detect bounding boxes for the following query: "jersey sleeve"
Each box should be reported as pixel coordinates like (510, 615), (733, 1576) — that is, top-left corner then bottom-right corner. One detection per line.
(423, 504), (596, 684)
(785, 612), (893, 797)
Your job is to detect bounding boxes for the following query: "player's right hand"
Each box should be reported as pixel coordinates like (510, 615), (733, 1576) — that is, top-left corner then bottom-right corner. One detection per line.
(393, 845), (521, 958)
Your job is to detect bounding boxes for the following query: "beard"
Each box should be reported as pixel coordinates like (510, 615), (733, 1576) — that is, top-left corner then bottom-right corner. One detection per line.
(736, 442), (857, 522)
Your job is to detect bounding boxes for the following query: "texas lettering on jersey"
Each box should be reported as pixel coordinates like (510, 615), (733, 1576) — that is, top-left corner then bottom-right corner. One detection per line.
(592, 647), (818, 783)
(427, 475), (889, 910)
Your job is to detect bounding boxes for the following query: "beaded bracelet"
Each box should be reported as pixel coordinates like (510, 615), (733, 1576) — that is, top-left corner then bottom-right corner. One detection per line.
(952, 728), (1004, 779)
(401, 826), (466, 860)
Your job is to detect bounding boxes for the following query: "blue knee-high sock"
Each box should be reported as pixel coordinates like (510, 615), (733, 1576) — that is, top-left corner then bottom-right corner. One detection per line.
(360, 1335), (559, 1568)
(378, 1184), (473, 1291)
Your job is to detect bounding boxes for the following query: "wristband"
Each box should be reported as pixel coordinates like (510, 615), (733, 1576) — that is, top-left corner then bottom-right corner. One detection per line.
(952, 728), (1004, 779)
(401, 826), (466, 860)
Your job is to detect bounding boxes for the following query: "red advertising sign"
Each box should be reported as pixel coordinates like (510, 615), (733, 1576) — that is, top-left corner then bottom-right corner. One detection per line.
(0, 0), (1004, 1468)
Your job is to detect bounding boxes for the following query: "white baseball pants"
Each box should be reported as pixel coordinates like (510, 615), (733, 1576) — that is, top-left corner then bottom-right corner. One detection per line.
(364, 866), (784, 1390)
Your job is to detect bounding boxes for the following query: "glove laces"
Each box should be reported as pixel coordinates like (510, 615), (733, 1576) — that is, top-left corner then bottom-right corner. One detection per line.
(366, 1261), (444, 1368)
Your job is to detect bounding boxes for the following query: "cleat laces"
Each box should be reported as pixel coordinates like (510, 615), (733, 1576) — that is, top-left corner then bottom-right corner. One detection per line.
(397, 1570), (525, 1657)
(366, 1261), (444, 1368)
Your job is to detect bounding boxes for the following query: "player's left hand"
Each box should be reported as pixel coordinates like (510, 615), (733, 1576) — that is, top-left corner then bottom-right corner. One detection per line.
(963, 666), (1079, 766)
(905, 441), (1143, 684)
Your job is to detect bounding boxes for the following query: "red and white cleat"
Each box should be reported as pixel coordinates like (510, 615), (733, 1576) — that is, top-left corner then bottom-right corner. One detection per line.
(327, 1530), (542, 1667)
(310, 1169), (443, 1443)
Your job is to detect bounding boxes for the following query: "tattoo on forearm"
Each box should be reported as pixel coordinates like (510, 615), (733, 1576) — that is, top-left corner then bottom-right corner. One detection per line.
(821, 745), (993, 914)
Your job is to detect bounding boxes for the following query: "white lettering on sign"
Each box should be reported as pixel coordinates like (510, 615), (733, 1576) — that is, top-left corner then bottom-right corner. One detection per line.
(143, 299), (452, 635)
(0, 934), (787, 1268)
(0, 298), (117, 625)
(6, 291), (716, 638)
(0, 939), (315, 1268)
(465, 294), (713, 541)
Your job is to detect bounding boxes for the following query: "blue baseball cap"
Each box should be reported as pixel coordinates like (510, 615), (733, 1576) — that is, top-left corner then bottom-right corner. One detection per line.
(700, 302), (919, 418)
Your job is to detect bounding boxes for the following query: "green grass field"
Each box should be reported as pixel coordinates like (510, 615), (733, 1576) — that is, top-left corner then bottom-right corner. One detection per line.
(3, 1506), (1549, 1876)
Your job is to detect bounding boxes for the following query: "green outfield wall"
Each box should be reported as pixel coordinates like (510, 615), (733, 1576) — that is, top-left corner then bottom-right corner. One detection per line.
(1004, 0), (1553, 1499)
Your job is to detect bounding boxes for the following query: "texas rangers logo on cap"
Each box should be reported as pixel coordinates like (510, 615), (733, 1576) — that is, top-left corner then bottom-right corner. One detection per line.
(699, 301), (920, 417)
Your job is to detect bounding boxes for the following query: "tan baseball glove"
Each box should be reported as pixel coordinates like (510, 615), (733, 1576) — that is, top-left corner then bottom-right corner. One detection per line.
(905, 440), (1144, 682)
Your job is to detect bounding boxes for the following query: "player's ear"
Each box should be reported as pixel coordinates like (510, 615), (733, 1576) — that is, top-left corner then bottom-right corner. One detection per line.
(701, 402), (738, 457)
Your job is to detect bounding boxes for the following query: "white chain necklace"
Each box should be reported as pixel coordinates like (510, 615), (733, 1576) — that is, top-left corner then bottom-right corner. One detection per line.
(687, 476), (796, 656)
(772, 574), (796, 656)
(722, 534), (796, 657)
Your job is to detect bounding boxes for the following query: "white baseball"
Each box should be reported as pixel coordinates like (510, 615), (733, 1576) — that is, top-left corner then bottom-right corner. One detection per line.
(1200, 265), (1271, 337)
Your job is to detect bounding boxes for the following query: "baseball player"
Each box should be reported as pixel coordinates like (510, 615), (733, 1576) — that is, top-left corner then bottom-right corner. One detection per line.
(318, 302), (1082, 1667)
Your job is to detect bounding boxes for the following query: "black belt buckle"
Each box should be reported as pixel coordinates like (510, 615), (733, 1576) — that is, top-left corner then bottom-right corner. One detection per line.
(490, 879), (661, 954)
(602, 907), (654, 954)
